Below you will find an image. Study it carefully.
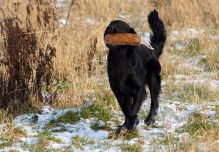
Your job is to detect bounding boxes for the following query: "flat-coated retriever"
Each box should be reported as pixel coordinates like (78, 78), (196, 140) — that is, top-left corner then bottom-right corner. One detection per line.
(104, 10), (167, 132)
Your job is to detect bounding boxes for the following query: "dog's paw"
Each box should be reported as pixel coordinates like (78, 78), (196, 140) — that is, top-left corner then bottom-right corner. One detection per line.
(118, 118), (140, 133)
(144, 117), (155, 126)
(127, 118), (140, 131)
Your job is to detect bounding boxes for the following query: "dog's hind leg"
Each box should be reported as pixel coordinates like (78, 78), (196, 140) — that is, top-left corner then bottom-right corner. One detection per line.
(144, 73), (161, 125)
(145, 59), (161, 125)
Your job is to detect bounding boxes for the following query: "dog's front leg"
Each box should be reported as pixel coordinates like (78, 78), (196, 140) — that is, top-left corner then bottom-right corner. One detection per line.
(114, 94), (138, 131)
(124, 87), (146, 130)
(110, 82), (143, 132)
(109, 82), (133, 130)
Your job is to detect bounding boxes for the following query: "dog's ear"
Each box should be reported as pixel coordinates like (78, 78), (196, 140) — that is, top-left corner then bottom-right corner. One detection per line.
(130, 28), (136, 34)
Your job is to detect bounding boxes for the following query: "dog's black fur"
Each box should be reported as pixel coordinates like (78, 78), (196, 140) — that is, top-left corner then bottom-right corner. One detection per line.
(104, 10), (167, 131)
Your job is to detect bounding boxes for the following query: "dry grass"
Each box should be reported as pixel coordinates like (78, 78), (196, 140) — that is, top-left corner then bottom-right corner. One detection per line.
(0, 0), (57, 111)
(184, 113), (219, 151)
(202, 42), (219, 71)
(0, 0), (218, 111)
(147, 0), (219, 28)
(160, 52), (180, 79)
(0, 110), (26, 144)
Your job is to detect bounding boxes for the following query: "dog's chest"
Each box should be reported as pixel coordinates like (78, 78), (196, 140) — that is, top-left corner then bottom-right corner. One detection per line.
(108, 66), (141, 94)
(107, 53), (133, 78)
(107, 54), (142, 93)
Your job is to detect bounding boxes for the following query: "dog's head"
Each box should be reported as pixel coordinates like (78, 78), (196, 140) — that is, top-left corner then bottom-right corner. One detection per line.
(104, 20), (137, 48)
(104, 20), (136, 36)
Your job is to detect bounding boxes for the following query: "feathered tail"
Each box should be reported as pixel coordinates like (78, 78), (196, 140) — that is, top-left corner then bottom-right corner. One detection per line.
(148, 9), (167, 58)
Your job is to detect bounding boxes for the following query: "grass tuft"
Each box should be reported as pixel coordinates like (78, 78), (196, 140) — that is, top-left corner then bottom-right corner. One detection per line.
(35, 131), (62, 146)
(123, 130), (141, 140)
(178, 84), (219, 103)
(72, 136), (95, 149)
(170, 38), (202, 56)
(95, 88), (118, 110)
(119, 142), (142, 152)
(90, 120), (111, 131)
(186, 38), (202, 55)
(160, 133), (191, 151)
(21, 142), (57, 152)
(46, 103), (113, 130)
(200, 48), (219, 71)
(185, 113), (218, 135)
(0, 141), (13, 148)
(80, 104), (112, 122)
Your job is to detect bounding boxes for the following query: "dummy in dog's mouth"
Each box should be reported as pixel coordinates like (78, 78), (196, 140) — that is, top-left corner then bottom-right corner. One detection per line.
(104, 33), (141, 46)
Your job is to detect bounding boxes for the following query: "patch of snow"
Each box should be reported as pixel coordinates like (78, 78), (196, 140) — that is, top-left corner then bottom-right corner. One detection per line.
(11, 105), (111, 150)
(73, 121), (108, 140)
(128, 138), (140, 145)
(139, 32), (150, 42)
(56, 0), (70, 8)
(172, 31), (180, 37)
(56, 0), (71, 27)
(174, 42), (186, 50)
(177, 63), (203, 71)
(15, 114), (38, 136)
(52, 131), (74, 148)
(174, 74), (219, 91)
(0, 140), (5, 145)
(0, 143), (28, 152)
(118, 14), (131, 19)
(86, 18), (96, 25)
(139, 32), (152, 49)
(200, 110), (216, 119)
(171, 28), (205, 40)
(210, 80), (219, 90)
(209, 35), (219, 42)
(40, 105), (55, 114)
(197, 142), (208, 152)
(19, 137), (38, 145)
(176, 132), (190, 139)
(58, 19), (67, 27)
(183, 28), (205, 37)
(186, 104), (199, 112)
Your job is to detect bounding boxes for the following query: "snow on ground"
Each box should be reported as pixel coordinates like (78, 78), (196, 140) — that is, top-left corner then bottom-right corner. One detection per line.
(172, 54), (219, 90)
(56, 0), (70, 27)
(171, 28), (205, 40)
(0, 97), (218, 151)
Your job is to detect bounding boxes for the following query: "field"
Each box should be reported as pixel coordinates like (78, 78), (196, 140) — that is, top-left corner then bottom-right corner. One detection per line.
(0, 0), (219, 151)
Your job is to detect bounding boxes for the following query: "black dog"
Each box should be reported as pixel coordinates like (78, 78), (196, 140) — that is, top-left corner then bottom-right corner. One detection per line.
(104, 10), (166, 131)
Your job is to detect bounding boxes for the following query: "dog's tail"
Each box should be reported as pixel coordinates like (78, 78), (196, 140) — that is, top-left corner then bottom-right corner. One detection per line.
(148, 9), (167, 58)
